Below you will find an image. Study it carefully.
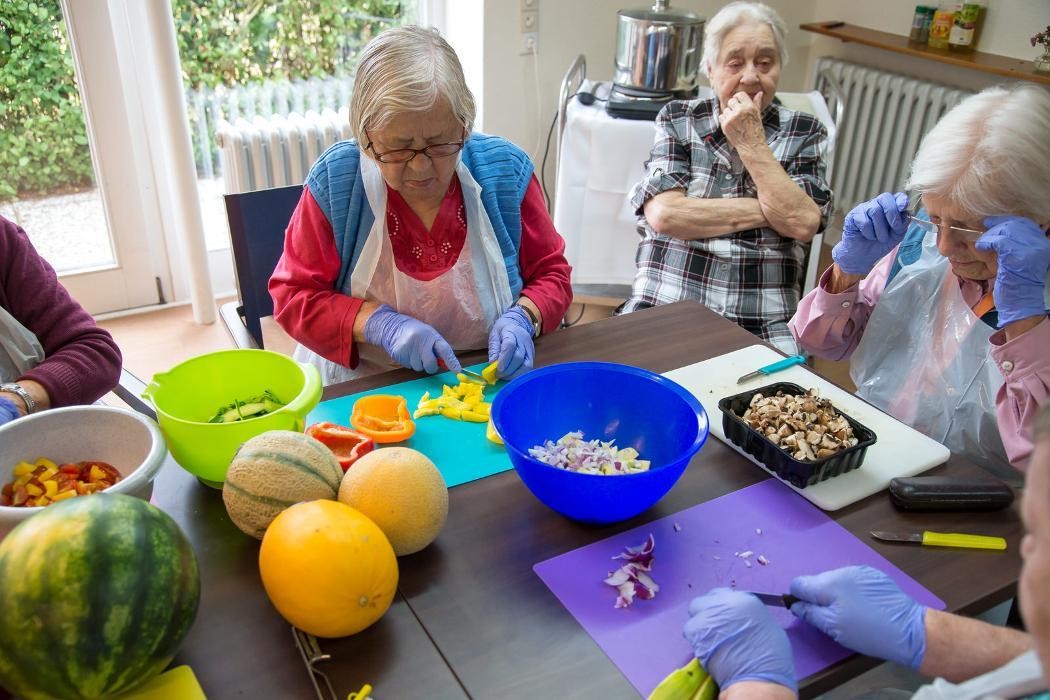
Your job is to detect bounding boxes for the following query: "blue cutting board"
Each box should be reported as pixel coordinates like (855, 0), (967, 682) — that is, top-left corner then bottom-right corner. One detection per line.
(306, 363), (512, 488)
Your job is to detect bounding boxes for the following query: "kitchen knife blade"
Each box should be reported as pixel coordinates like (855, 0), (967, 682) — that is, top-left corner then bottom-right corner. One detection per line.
(437, 360), (487, 384)
(736, 354), (807, 384)
(750, 592), (800, 608)
(870, 530), (1007, 550)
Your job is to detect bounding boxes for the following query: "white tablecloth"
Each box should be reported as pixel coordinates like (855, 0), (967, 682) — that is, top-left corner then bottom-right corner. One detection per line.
(552, 89), (659, 287)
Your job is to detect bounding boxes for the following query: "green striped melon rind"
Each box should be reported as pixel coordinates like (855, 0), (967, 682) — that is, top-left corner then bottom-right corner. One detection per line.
(222, 430), (343, 539)
(0, 493), (200, 700)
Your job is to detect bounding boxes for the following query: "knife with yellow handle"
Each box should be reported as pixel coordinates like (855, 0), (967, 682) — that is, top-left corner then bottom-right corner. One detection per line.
(870, 530), (1007, 550)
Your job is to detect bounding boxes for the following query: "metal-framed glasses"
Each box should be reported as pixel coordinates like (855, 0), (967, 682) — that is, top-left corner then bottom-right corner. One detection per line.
(906, 213), (985, 243)
(364, 131), (465, 164)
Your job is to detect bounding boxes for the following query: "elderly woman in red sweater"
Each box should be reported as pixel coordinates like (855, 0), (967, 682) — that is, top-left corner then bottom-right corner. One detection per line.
(0, 215), (122, 426)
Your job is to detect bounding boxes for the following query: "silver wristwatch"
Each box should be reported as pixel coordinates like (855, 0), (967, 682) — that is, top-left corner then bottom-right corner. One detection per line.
(0, 383), (36, 415)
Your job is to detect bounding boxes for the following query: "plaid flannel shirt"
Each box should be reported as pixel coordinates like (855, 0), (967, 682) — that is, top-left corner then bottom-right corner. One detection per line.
(621, 97), (833, 354)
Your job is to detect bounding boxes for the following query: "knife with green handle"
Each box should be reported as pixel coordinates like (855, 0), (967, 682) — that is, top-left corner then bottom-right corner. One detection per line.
(736, 354), (807, 384)
(870, 530), (1007, 550)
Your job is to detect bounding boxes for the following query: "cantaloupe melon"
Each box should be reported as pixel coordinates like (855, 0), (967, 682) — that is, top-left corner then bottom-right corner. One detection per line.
(337, 447), (448, 556)
(222, 431), (343, 539)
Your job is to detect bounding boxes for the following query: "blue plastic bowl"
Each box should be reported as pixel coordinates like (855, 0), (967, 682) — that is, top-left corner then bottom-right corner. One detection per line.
(491, 362), (709, 524)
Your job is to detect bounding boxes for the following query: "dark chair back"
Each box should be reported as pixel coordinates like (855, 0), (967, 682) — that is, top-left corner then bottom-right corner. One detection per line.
(222, 184), (304, 348)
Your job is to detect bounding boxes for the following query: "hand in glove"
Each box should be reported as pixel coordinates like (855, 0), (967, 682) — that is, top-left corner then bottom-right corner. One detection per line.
(683, 588), (797, 693)
(363, 304), (461, 374)
(487, 306), (534, 379)
(832, 192), (910, 276)
(790, 565), (927, 669)
(0, 396), (19, 427)
(975, 216), (1050, 327)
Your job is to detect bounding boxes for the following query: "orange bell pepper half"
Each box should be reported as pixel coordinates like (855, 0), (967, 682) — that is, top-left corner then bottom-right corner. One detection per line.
(349, 394), (416, 443)
(305, 422), (375, 471)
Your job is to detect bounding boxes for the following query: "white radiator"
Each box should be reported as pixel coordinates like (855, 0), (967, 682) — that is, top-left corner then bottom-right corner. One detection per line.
(813, 57), (972, 211)
(215, 108), (352, 194)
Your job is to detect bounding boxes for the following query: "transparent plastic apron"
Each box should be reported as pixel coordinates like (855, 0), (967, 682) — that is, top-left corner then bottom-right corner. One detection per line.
(0, 304), (45, 382)
(849, 229), (1009, 473)
(295, 156), (513, 385)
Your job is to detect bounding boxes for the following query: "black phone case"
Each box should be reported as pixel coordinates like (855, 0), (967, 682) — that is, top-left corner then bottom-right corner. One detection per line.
(888, 476), (1015, 512)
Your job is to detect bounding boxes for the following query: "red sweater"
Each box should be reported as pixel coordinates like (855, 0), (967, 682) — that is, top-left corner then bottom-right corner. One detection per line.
(270, 175), (573, 367)
(0, 216), (122, 405)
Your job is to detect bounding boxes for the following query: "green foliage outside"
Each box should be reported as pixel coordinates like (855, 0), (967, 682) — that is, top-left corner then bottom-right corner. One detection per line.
(0, 0), (407, 201)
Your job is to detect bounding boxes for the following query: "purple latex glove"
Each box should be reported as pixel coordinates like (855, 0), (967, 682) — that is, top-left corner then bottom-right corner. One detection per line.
(832, 192), (910, 275)
(363, 304), (461, 375)
(790, 565), (927, 669)
(487, 306), (534, 379)
(0, 396), (18, 426)
(975, 216), (1050, 327)
(683, 588), (797, 693)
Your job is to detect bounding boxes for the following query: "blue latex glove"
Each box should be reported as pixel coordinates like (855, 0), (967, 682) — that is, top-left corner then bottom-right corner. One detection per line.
(832, 192), (910, 275)
(683, 588), (797, 693)
(975, 216), (1050, 327)
(790, 565), (927, 669)
(0, 396), (18, 426)
(363, 304), (461, 375)
(487, 306), (534, 379)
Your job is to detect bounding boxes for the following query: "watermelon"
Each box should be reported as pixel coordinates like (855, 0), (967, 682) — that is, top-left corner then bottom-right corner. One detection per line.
(0, 494), (200, 700)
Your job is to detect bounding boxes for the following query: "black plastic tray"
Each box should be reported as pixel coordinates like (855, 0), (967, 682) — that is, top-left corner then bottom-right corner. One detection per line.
(718, 382), (877, 488)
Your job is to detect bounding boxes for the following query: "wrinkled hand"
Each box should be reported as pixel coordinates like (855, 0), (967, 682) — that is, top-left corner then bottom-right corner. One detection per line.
(975, 216), (1050, 326)
(790, 566), (926, 669)
(0, 396), (18, 426)
(832, 192), (910, 275)
(363, 304), (461, 374)
(683, 588), (797, 693)
(718, 91), (766, 152)
(487, 306), (534, 379)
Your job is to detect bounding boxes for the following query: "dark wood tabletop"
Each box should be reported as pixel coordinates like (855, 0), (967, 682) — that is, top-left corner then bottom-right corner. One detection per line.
(157, 300), (1024, 700)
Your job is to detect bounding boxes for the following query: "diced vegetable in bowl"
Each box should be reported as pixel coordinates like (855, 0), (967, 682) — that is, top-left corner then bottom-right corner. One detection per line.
(528, 431), (650, 475)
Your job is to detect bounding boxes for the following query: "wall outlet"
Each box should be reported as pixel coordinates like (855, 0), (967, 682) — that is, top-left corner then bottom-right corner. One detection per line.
(521, 9), (538, 32)
(520, 32), (538, 55)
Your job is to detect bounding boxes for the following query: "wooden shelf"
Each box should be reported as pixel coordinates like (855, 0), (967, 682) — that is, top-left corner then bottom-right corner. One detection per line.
(800, 21), (1050, 86)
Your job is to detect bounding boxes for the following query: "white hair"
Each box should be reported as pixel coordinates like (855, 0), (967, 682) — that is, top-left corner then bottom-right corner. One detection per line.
(907, 84), (1050, 223)
(700, 2), (788, 78)
(349, 26), (476, 148)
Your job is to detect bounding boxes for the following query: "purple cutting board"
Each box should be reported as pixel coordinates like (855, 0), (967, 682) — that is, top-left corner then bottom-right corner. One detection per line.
(533, 479), (945, 698)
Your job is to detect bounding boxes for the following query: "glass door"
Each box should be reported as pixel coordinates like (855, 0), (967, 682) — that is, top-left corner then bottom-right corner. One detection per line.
(0, 2), (168, 314)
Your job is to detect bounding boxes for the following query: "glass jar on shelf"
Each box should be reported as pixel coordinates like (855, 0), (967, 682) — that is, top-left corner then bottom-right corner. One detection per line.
(927, 4), (956, 50)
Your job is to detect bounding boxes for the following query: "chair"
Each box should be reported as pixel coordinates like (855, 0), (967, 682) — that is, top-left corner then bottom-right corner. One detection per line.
(220, 184), (304, 348)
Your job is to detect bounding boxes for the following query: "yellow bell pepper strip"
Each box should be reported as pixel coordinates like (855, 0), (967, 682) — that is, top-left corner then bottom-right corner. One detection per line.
(486, 417), (504, 445)
(481, 361), (499, 385)
(305, 422), (375, 471)
(350, 394), (415, 443)
(414, 380), (493, 423)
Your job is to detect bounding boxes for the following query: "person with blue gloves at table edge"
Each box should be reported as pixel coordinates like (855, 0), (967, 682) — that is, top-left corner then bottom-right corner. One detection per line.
(790, 83), (1050, 475)
(269, 27), (572, 386)
(0, 215), (122, 428)
(683, 403), (1050, 698)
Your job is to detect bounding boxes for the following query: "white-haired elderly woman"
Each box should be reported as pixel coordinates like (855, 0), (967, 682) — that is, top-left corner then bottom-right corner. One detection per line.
(270, 27), (572, 384)
(620, 1), (832, 355)
(791, 83), (1050, 473)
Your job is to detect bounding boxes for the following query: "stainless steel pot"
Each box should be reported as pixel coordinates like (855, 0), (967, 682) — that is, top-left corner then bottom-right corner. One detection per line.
(614, 0), (705, 94)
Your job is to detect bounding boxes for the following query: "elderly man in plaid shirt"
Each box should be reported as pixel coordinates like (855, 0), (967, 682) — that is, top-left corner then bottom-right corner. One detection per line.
(620, 2), (833, 354)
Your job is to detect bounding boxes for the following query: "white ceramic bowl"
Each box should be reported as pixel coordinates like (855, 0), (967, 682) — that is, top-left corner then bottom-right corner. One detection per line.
(0, 405), (167, 539)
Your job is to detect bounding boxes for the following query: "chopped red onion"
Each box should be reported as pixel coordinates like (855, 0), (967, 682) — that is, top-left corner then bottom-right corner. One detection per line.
(529, 430), (650, 475)
(604, 534), (659, 608)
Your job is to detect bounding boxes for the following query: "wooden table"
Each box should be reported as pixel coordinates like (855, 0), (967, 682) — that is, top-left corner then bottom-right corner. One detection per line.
(159, 301), (1024, 699)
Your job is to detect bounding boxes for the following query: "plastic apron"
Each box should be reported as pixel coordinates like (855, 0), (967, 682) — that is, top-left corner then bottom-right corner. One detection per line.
(294, 156), (514, 386)
(0, 304), (45, 383)
(849, 229), (1009, 473)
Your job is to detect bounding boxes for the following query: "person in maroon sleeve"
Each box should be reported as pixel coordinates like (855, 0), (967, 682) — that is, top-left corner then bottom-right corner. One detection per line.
(0, 215), (122, 426)
(269, 26), (572, 385)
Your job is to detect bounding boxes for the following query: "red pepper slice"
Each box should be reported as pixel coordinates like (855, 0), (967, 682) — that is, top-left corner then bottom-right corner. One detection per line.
(305, 422), (375, 471)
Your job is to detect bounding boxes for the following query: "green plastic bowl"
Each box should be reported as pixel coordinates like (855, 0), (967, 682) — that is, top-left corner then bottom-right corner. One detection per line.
(143, 349), (322, 486)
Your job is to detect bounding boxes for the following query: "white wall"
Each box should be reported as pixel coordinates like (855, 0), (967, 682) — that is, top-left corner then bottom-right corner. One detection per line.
(473, 0), (1048, 171)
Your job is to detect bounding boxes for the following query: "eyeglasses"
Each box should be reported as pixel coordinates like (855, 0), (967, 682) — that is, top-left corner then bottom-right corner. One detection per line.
(906, 213), (985, 243)
(364, 130), (466, 164)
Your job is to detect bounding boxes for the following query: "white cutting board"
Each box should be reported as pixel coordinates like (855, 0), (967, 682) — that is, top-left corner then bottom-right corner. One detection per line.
(664, 345), (950, 511)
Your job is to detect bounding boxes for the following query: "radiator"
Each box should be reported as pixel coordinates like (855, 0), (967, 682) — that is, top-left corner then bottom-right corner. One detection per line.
(215, 108), (352, 194)
(813, 57), (972, 212)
